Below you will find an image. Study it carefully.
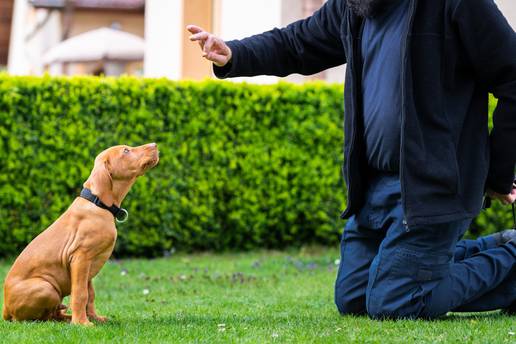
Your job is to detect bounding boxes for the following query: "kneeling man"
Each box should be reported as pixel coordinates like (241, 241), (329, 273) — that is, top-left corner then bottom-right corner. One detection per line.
(188, 0), (516, 318)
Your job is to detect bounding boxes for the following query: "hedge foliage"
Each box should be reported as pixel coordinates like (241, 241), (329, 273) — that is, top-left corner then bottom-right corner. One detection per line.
(0, 76), (511, 257)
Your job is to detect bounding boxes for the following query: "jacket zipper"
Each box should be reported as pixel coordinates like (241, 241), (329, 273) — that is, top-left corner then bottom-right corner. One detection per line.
(400, 0), (418, 231)
(347, 27), (357, 219)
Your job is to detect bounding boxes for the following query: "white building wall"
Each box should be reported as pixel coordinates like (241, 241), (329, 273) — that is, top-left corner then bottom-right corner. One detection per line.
(496, 0), (516, 30)
(8, 3), (61, 75)
(144, 0), (183, 78)
(217, 0), (345, 84)
(218, 0), (283, 84)
(8, 0), (31, 74)
(9, 0), (516, 80)
(34, 11), (62, 74)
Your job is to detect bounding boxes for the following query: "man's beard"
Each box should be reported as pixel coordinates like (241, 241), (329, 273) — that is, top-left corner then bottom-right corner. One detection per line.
(346, 0), (400, 18)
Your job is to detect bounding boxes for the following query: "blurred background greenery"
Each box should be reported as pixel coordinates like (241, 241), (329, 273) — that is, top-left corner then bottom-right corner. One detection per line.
(0, 76), (511, 258)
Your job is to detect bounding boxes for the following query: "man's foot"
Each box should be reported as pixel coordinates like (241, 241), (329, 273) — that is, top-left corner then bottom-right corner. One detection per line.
(489, 229), (516, 246)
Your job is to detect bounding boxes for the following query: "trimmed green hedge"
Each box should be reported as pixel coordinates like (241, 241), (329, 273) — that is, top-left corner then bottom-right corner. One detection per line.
(0, 76), (511, 257)
(470, 97), (515, 238)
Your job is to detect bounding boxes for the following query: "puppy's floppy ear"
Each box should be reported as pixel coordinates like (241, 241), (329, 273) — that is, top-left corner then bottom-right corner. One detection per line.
(84, 159), (113, 205)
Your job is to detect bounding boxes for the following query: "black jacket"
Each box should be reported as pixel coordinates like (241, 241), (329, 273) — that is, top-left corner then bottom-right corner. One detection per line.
(214, 0), (516, 227)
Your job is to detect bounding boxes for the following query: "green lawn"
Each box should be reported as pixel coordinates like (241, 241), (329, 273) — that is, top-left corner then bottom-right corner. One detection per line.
(0, 248), (514, 343)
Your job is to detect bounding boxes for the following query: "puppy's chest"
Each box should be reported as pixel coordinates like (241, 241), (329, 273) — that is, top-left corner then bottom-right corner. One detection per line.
(89, 248), (115, 278)
(88, 234), (116, 278)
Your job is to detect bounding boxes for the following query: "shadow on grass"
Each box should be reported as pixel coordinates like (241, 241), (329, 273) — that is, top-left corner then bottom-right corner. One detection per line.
(103, 312), (340, 328)
(444, 311), (511, 321)
(1, 311), (511, 333)
(365, 310), (511, 323)
(99, 310), (513, 329)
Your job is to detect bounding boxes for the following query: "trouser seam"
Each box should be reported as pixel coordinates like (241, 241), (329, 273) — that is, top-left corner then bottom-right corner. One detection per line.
(366, 249), (383, 314)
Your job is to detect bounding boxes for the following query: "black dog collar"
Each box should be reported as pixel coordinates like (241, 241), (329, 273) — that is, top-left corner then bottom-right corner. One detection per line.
(80, 188), (129, 223)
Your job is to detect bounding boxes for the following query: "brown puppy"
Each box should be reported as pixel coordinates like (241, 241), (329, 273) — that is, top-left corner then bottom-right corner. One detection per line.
(2, 143), (159, 326)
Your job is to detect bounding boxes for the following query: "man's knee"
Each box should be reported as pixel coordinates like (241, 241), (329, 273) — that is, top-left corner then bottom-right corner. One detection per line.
(335, 296), (366, 315)
(365, 244), (454, 319)
(365, 280), (426, 319)
(366, 300), (411, 319)
(366, 295), (420, 319)
(334, 285), (367, 315)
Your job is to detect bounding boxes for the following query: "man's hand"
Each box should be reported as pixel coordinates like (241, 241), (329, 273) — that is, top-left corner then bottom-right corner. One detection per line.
(187, 25), (232, 67)
(487, 182), (516, 205)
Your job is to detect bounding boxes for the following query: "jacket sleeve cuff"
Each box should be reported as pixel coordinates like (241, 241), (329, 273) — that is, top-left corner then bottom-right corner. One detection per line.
(213, 40), (241, 79)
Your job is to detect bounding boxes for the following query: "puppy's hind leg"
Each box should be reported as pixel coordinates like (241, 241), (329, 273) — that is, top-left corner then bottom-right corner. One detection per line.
(9, 278), (61, 321)
(51, 304), (71, 322)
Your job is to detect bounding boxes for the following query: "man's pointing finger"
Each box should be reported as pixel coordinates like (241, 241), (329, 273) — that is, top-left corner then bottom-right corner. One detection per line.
(186, 25), (204, 34)
(189, 32), (210, 42)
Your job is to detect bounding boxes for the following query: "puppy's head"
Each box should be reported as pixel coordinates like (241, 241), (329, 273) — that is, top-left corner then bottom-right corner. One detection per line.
(103, 143), (160, 179)
(84, 143), (159, 205)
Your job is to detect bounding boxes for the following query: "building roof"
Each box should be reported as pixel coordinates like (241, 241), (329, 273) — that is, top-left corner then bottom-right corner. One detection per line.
(30, 0), (145, 11)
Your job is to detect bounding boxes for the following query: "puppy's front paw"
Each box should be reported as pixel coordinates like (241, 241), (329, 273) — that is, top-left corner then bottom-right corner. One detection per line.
(72, 319), (94, 326)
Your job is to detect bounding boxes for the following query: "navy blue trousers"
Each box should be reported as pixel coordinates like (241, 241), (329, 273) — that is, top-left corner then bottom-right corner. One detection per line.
(334, 173), (516, 319)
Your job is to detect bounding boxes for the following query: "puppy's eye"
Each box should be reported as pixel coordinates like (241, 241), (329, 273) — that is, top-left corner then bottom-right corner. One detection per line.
(123, 148), (130, 154)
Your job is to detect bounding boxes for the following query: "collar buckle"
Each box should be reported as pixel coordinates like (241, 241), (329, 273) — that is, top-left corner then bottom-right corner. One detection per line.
(115, 208), (129, 223)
